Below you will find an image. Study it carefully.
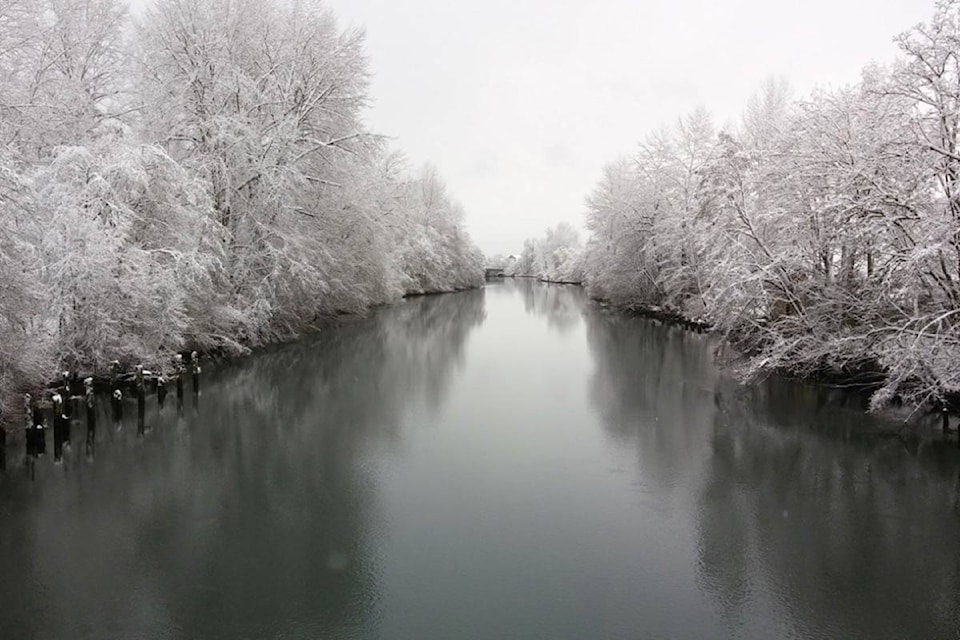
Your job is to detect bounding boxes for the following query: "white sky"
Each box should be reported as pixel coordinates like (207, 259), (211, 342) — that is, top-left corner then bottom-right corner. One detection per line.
(130, 0), (934, 256)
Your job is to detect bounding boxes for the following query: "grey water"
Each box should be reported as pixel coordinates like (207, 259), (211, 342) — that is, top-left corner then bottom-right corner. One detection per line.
(1, 280), (959, 640)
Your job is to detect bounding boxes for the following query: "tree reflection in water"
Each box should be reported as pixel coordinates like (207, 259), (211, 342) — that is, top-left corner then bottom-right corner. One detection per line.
(2, 285), (959, 640)
(585, 309), (960, 640)
(701, 383), (960, 639)
(585, 308), (718, 490)
(0, 289), (485, 640)
(512, 278), (585, 334)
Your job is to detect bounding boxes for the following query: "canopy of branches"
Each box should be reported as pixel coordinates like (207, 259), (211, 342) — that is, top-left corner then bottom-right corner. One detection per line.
(583, 0), (960, 413)
(0, 0), (483, 420)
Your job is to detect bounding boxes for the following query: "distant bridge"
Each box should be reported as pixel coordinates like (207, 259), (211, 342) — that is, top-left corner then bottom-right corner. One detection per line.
(484, 267), (505, 279)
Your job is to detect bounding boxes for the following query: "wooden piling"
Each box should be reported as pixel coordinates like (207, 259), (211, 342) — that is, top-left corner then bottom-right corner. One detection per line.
(175, 354), (184, 399)
(136, 364), (146, 433)
(110, 360), (121, 391)
(25, 393), (45, 457)
(26, 427), (44, 457)
(111, 389), (123, 425)
(61, 371), (72, 418)
(84, 378), (95, 422)
(84, 377), (95, 456)
(136, 365), (145, 399)
(52, 393), (67, 461)
(943, 407), (950, 435)
(157, 376), (167, 407)
(191, 351), (200, 396)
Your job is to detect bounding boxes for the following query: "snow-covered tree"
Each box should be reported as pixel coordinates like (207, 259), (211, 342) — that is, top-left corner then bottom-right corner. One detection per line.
(0, 0), (130, 157)
(582, 1), (960, 413)
(509, 223), (584, 282)
(0, 0), (484, 424)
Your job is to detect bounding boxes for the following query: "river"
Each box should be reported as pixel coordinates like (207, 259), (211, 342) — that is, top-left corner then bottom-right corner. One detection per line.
(1, 279), (959, 639)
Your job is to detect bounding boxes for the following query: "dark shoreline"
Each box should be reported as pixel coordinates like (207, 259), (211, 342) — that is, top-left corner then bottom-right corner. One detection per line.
(2, 285), (485, 433)
(588, 295), (959, 438)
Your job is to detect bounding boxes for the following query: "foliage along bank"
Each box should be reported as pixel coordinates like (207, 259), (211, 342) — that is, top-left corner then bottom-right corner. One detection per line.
(0, 0), (483, 422)
(582, 0), (960, 414)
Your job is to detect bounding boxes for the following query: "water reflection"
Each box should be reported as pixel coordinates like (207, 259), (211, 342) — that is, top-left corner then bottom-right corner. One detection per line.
(585, 309), (960, 640)
(511, 278), (584, 333)
(585, 309), (717, 490)
(699, 385), (960, 639)
(2, 284), (958, 640)
(0, 290), (485, 640)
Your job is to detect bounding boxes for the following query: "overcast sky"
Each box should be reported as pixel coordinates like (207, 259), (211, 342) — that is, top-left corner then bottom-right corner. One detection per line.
(132, 0), (934, 257)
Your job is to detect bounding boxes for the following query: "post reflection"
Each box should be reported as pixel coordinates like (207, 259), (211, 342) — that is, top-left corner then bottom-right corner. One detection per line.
(0, 289), (486, 640)
(2, 284), (957, 640)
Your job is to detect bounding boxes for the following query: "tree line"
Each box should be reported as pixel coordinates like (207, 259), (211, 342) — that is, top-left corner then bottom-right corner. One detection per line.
(0, 0), (483, 420)
(582, 0), (960, 413)
(488, 222), (585, 283)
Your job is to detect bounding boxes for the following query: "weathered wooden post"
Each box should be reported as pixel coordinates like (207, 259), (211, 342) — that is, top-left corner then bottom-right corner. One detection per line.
(157, 375), (167, 407)
(191, 351), (201, 396)
(84, 377), (95, 457)
(52, 392), (67, 461)
(110, 360), (121, 392)
(190, 351), (201, 411)
(61, 370), (72, 418)
(943, 406), (950, 436)
(25, 393), (45, 457)
(32, 403), (43, 434)
(136, 364), (146, 433)
(175, 354), (184, 399)
(84, 377), (95, 426)
(111, 389), (123, 426)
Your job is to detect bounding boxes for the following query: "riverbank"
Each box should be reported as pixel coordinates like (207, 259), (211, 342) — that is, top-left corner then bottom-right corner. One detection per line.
(595, 299), (711, 333)
(2, 283), (485, 432)
(502, 273), (954, 430)
(0, 0), (489, 434)
(589, 293), (959, 435)
(497, 274), (584, 285)
(5, 279), (957, 640)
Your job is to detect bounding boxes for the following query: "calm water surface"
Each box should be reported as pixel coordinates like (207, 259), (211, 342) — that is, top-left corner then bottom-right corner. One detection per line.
(1, 280), (959, 639)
